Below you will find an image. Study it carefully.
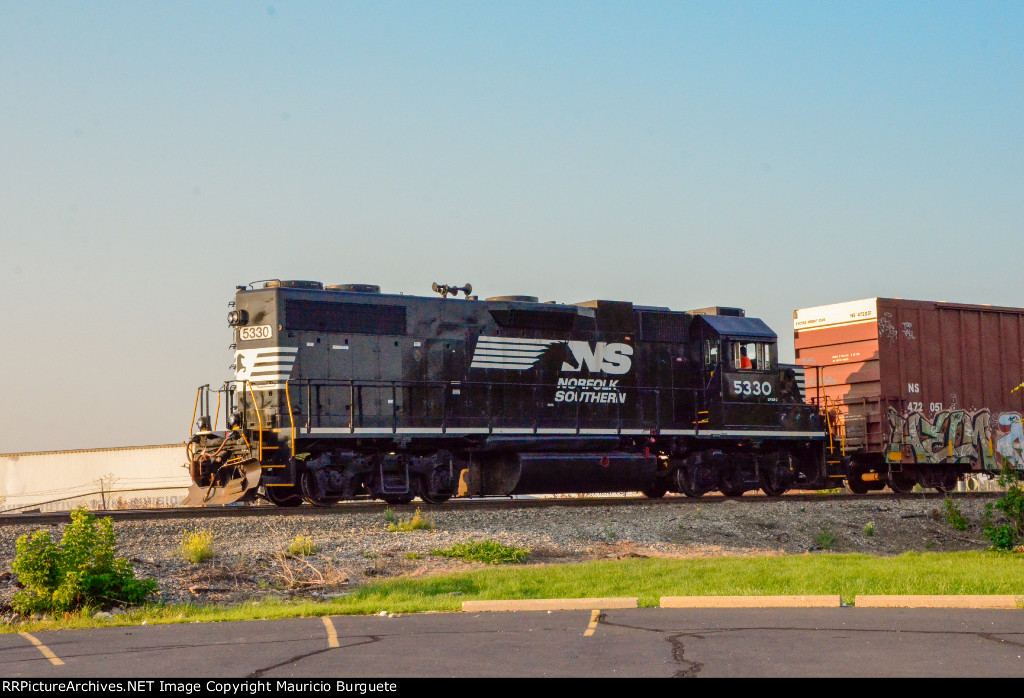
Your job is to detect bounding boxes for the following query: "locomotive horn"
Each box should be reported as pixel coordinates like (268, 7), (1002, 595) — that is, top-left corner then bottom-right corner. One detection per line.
(432, 282), (472, 298)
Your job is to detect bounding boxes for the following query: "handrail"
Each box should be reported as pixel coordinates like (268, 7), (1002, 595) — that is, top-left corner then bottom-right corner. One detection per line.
(285, 380), (296, 457)
(190, 386), (202, 438)
(247, 382), (264, 461)
(820, 395), (848, 457)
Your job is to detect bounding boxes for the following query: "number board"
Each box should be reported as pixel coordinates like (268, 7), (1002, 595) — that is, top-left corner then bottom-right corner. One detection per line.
(239, 325), (273, 341)
(726, 373), (778, 402)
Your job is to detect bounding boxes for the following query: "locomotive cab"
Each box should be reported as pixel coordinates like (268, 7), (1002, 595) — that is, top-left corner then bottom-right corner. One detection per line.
(679, 313), (826, 495)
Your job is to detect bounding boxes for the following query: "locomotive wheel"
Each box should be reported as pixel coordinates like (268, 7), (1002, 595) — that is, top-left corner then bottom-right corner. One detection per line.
(416, 456), (457, 505)
(264, 485), (304, 507)
(299, 470), (341, 507)
(417, 478), (452, 505)
(759, 473), (788, 497)
(888, 471), (916, 494)
(759, 453), (793, 497)
(673, 467), (707, 498)
(718, 468), (747, 497)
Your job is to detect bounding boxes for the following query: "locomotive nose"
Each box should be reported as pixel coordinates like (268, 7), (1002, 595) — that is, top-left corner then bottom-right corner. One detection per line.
(183, 456), (261, 506)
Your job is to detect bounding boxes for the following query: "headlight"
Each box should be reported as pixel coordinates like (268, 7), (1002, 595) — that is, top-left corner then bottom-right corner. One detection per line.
(228, 310), (249, 326)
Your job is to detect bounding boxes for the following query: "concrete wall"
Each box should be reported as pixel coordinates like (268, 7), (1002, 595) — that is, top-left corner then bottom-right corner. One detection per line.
(0, 444), (191, 512)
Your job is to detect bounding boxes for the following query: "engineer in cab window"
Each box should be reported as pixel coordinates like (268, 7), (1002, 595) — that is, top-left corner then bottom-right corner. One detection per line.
(739, 345), (753, 370)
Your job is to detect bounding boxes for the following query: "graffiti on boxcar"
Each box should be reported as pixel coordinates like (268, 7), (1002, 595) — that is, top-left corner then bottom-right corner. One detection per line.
(885, 407), (1024, 471)
(995, 413), (1024, 468)
(878, 313), (898, 343)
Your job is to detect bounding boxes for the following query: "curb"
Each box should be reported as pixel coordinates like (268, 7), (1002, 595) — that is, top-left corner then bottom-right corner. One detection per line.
(462, 597), (638, 612)
(661, 595), (842, 608)
(462, 595), (1024, 611)
(855, 595), (1023, 609)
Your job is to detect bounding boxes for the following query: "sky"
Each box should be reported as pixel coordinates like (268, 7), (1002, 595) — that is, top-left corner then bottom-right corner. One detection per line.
(2, 1), (1022, 453)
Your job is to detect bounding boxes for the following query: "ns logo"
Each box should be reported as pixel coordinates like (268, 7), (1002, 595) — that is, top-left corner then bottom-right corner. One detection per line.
(560, 341), (633, 375)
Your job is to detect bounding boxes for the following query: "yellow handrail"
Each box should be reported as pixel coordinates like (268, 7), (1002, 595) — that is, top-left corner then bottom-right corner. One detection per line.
(189, 387), (201, 438)
(822, 396), (847, 457)
(247, 382), (264, 461)
(824, 396), (835, 454)
(285, 380), (296, 457)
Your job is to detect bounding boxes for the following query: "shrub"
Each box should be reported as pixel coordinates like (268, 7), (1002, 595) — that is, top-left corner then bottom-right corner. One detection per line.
(12, 508), (158, 615)
(287, 535), (317, 556)
(383, 508), (397, 525)
(388, 507), (434, 533)
(943, 498), (969, 531)
(863, 522), (875, 537)
(432, 540), (529, 564)
(983, 462), (1024, 551)
(180, 528), (217, 563)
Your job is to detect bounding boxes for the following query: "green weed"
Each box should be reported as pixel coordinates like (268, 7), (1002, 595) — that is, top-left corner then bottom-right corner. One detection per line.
(815, 528), (836, 550)
(287, 535), (317, 556)
(944, 498), (969, 531)
(432, 540), (529, 565)
(180, 528), (216, 563)
(388, 507), (434, 533)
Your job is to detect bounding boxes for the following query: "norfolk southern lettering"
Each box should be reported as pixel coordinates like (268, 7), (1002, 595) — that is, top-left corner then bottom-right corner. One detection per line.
(554, 377), (627, 404)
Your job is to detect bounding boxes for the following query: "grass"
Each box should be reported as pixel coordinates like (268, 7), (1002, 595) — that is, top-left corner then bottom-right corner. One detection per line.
(6, 551), (1024, 633)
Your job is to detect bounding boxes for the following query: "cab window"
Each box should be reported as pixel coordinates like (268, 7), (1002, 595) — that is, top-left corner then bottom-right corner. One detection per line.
(731, 341), (772, 370)
(703, 340), (719, 366)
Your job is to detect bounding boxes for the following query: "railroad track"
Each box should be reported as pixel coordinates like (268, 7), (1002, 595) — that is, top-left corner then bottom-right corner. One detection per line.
(0, 490), (999, 526)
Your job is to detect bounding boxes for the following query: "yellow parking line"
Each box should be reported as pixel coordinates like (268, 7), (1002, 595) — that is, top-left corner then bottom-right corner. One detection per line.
(583, 609), (600, 637)
(322, 616), (339, 648)
(19, 632), (64, 666)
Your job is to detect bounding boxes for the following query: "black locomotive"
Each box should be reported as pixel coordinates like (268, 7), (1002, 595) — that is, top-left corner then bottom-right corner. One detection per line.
(185, 281), (836, 506)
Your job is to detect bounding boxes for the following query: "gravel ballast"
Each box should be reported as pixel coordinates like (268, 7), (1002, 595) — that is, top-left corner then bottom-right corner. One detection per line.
(0, 494), (1000, 611)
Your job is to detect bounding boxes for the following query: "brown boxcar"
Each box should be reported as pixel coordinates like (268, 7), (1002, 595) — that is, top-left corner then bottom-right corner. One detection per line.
(793, 298), (1024, 493)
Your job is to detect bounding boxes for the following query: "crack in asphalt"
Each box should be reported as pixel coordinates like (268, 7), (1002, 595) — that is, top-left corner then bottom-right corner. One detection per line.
(666, 634), (704, 678)
(598, 617), (1024, 677)
(597, 617), (706, 678)
(979, 633), (1024, 650)
(248, 635), (383, 678)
